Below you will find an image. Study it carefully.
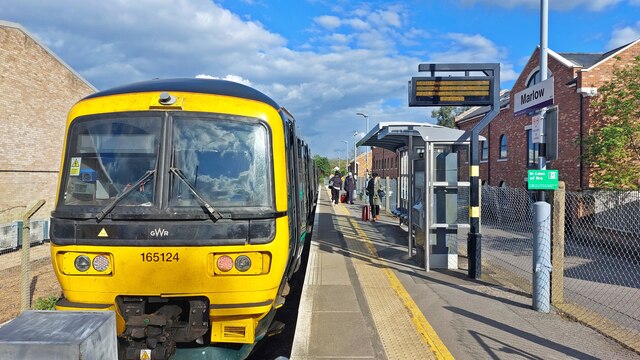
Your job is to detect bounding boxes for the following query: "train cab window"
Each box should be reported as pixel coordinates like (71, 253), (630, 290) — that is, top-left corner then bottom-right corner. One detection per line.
(61, 116), (161, 207)
(170, 115), (272, 209)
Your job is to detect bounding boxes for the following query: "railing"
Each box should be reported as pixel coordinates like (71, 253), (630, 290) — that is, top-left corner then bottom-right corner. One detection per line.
(0, 200), (59, 324)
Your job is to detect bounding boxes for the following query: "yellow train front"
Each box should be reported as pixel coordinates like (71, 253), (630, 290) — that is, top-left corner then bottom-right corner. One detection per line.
(50, 78), (316, 359)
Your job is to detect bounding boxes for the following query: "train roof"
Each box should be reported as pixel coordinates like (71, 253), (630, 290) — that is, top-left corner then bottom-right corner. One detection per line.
(83, 78), (280, 109)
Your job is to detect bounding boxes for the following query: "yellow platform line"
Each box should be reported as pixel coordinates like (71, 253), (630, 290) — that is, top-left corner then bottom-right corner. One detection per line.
(334, 202), (454, 360)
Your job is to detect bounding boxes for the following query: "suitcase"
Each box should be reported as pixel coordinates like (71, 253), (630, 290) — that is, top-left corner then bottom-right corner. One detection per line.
(340, 194), (347, 203)
(361, 205), (370, 221)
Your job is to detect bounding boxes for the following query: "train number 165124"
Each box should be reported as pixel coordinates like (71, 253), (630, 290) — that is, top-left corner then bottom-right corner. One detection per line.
(140, 252), (179, 262)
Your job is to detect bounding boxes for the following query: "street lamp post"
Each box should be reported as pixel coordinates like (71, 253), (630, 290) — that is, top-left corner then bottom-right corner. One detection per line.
(356, 112), (369, 178)
(352, 132), (358, 175)
(341, 140), (348, 173)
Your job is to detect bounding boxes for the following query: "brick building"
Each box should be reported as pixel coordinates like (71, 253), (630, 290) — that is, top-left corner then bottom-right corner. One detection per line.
(371, 146), (399, 179)
(348, 151), (371, 180)
(456, 39), (640, 191)
(0, 21), (96, 221)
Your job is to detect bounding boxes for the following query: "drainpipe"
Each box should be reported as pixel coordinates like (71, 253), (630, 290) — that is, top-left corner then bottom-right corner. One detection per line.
(488, 122), (492, 186)
(579, 94), (584, 190)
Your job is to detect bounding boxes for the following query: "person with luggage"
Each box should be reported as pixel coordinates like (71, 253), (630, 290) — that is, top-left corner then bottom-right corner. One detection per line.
(328, 170), (343, 206)
(344, 172), (356, 204)
(367, 173), (383, 221)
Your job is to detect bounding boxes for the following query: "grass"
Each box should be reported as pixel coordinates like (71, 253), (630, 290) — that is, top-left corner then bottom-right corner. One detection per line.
(33, 295), (59, 310)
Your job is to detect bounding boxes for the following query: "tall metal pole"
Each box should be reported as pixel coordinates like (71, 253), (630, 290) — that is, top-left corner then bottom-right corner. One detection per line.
(356, 113), (369, 178)
(538, 0), (548, 202)
(533, 0), (551, 313)
(407, 136), (414, 257)
(342, 140), (349, 173)
(353, 139), (357, 174)
(353, 131), (360, 176)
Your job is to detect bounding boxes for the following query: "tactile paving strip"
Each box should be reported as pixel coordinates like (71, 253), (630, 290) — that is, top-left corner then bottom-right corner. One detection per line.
(332, 204), (447, 360)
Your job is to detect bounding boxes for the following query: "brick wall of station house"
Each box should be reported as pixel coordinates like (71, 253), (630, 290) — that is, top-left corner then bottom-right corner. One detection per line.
(371, 147), (399, 179)
(350, 151), (372, 180)
(457, 48), (587, 190)
(0, 24), (95, 221)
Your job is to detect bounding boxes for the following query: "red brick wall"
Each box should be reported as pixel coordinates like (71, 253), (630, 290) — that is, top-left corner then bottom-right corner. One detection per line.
(458, 42), (640, 191)
(371, 147), (398, 179)
(350, 151), (372, 179)
(458, 48), (586, 190)
(0, 24), (95, 221)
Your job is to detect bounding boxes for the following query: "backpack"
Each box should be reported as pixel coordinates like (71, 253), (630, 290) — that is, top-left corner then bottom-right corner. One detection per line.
(366, 178), (375, 196)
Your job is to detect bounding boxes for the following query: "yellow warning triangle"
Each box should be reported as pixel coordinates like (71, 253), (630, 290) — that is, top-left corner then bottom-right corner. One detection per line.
(72, 159), (79, 167)
(140, 351), (151, 360)
(98, 228), (108, 237)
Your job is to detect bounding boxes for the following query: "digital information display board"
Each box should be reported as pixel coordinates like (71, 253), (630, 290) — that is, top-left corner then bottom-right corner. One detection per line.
(409, 76), (494, 107)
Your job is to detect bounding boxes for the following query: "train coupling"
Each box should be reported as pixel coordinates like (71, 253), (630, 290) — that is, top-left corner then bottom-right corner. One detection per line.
(266, 321), (285, 337)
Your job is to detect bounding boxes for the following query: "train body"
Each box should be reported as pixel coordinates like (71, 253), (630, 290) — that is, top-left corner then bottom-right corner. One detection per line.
(49, 79), (317, 359)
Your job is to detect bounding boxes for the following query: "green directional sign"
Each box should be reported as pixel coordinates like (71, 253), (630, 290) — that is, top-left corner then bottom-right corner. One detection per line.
(527, 170), (559, 190)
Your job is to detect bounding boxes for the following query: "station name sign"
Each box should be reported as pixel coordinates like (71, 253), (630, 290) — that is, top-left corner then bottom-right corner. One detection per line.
(409, 76), (494, 107)
(514, 77), (554, 116)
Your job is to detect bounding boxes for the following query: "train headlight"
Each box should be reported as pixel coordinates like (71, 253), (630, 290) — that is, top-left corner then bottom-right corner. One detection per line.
(74, 255), (91, 272)
(216, 255), (234, 272)
(235, 255), (251, 272)
(92, 255), (110, 272)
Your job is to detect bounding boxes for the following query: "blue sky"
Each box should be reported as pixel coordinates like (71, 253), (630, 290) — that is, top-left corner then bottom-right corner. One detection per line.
(2, 0), (639, 158)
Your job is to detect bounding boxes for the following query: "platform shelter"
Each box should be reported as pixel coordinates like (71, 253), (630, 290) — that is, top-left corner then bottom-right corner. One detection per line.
(358, 122), (484, 270)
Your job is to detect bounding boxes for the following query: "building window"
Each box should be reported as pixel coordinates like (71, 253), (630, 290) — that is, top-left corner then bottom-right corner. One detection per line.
(481, 141), (488, 161)
(526, 129), (539, 168)
(526, 69), (553, 88)
(499, 135), (507, 159)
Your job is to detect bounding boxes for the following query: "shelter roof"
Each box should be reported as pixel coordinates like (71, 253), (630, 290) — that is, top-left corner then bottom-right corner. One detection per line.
(357, 122), (482, 152)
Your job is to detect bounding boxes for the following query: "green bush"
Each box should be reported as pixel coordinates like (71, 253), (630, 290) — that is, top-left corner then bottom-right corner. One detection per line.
(33, 295), (59, 310)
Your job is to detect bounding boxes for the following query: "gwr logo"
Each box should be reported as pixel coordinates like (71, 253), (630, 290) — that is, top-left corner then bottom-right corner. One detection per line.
(150, 228), (169, 237)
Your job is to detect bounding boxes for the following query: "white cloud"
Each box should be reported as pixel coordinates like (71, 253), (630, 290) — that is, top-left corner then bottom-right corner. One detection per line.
(607, 21), (640, 48)
(314, 15), (341, 29)
(367, 9), (403, 28)
(459, 0), (622, 11)
(428, 33), (518, 81)
(345, 18), (370, 31)
(196, 74), (253, 86)
(0, 1), (516, 157)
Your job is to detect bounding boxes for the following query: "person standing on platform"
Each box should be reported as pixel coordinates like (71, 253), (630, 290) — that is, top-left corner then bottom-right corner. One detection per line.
(328, 170), (343, 206)
(367, 173), (382, 221)
(344, 172), (356, 204)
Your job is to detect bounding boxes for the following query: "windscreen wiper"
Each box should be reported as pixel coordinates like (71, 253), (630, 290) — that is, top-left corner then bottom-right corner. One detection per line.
(170, 167), (223, 221)
(96, 170), (155, 221)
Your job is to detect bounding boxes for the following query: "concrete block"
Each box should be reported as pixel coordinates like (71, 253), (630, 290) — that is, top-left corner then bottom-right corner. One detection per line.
(0, 310), (117, 360)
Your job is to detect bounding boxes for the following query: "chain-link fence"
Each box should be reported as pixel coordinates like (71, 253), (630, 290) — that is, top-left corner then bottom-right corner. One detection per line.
(562, 190), (640, 351)
(0, 201), (59, 325)
(479, 185), (535, 293)
(475, 185), (640, 351)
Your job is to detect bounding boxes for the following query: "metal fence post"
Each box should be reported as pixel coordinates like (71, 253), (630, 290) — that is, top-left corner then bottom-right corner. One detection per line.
(551, 181), (565, 305)
(20, 200), (45, 311)
(385, 176), (390, 213)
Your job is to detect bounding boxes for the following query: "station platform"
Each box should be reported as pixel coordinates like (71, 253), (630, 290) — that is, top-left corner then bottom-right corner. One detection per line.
(290, 189), (639, 360)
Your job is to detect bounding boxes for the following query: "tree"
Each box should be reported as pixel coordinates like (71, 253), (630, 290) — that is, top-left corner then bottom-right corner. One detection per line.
(431, 106), (469, 128)
(584, 56), (640, 190)
(313, 155), (331, 181)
